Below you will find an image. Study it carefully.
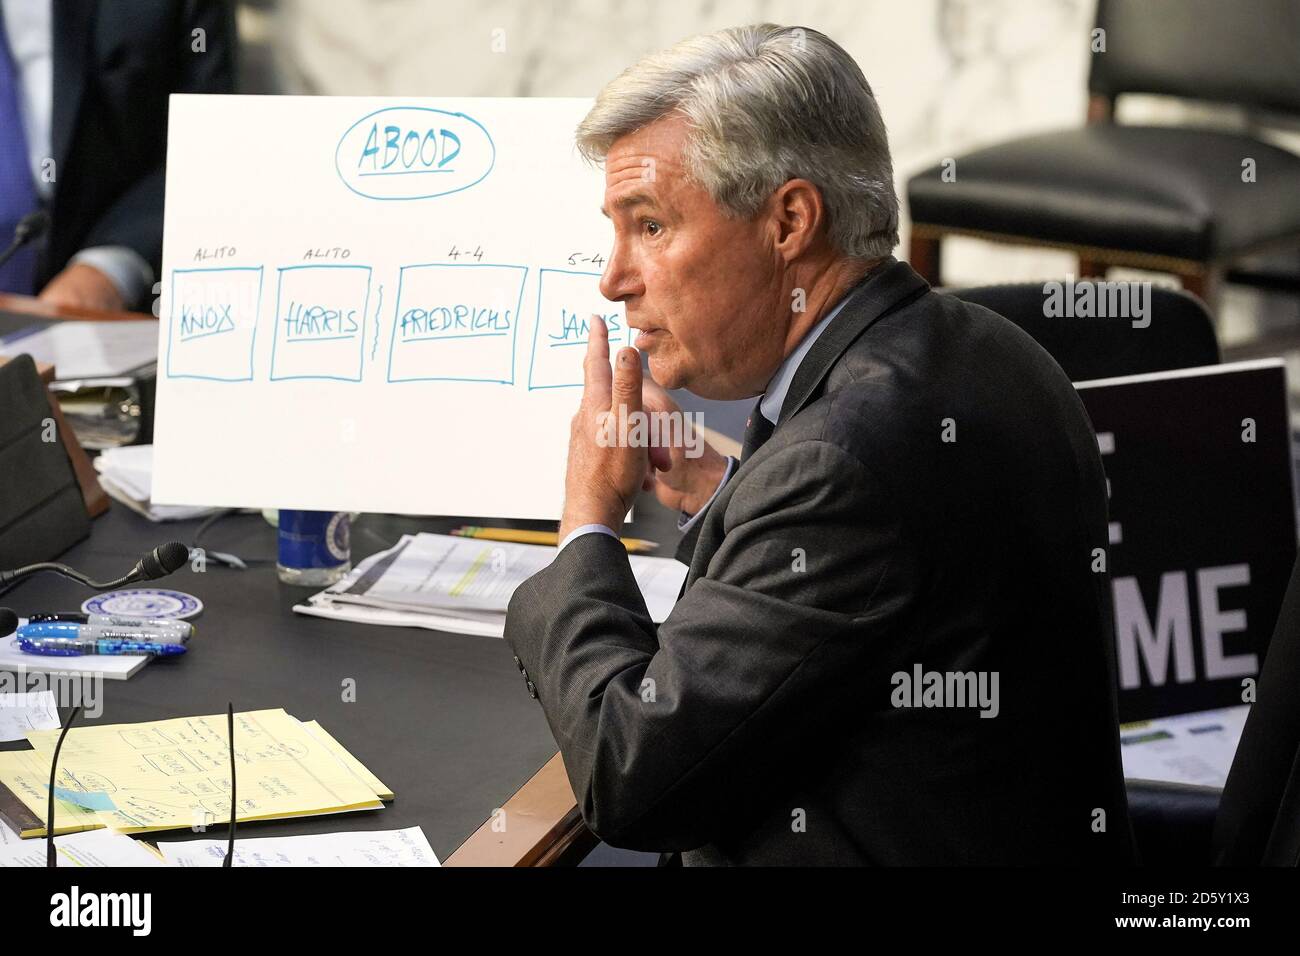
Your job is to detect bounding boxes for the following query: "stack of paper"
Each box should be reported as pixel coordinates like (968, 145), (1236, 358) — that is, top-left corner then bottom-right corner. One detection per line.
(294, 532), (687, 638)
(157, 826), (438, 867)
(0, 320), (158, 379)
(0, 820), (163, 867)
(1119, 704), (1250, 788)
(1, 814), (439, 867)
(0, 690), (61, 742)
(93, 444), (217, 521)
(0, 709), (391, 838)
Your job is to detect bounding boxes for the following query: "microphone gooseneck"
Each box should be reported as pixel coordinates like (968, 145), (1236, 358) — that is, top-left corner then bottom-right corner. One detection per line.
(0, 210), (50, 270)
(46, 704), (83, 868)
(0, 541), (191, 591)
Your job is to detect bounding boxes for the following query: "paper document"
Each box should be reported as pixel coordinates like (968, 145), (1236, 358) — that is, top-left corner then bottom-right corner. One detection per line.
(0, 690), (61, 742)
(93, 444), (216, 522)
(332, 532), (557, 614)
(0, 749), (102, 837)
(157, 825), (438, 867)
(0, 824), (163, 867)
(19, 709), (386, 834)
(1119, 704), (1249, 788)
(295, 594), (508, 638)
(0, 321), (158, 378)
(307, 532), (687, 633)
(302, 719), (394, 800)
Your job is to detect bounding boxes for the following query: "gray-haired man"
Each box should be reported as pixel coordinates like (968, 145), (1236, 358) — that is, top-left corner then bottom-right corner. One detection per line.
(505, 23), (1134, 866)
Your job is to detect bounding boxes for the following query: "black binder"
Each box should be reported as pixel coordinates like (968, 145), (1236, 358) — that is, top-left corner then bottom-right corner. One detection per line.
(0, 353), (91, 568)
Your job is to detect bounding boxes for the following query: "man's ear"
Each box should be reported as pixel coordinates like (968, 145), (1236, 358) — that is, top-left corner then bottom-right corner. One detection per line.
(770, 179), (826, 263)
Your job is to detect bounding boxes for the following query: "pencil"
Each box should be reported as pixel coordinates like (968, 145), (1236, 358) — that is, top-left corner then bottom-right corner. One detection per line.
(451, 526), (659, 553)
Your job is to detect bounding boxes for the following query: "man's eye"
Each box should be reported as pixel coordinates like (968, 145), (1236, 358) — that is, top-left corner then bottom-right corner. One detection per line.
(641, 220), (661, 237)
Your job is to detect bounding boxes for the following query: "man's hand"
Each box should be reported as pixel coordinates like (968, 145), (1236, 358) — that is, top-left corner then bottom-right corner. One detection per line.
(558, 317), (654, 542)
(641, 377), (728, 516)
(38, 263), (125, 312)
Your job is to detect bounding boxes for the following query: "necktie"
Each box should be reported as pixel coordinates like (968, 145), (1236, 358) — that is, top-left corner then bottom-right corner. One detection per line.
(0, 12), (39, 294)
(739, 399), (776, 462)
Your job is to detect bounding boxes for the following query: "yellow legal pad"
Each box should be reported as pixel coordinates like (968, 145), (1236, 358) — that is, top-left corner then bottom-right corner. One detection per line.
(1, 709), (388, 838)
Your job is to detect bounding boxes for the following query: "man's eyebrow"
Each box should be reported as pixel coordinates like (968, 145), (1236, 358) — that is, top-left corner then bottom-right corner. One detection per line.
(599, 191), (659, 218)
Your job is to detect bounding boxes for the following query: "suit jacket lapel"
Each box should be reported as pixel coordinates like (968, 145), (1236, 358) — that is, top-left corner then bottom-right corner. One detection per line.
(777, 257), (930, 425)
(51, 0), (95, 179)
(679, 257), (929, 595)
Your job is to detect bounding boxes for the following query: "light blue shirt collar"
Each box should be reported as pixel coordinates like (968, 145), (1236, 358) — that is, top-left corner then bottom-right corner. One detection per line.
(758, 290), (855, 425)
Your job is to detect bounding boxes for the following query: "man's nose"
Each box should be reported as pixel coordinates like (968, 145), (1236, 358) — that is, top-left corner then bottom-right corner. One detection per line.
(600, 245), (643, 302)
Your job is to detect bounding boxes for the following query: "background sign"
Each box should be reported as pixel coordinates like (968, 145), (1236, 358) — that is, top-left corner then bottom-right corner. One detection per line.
(1078, 359), (1297, 721)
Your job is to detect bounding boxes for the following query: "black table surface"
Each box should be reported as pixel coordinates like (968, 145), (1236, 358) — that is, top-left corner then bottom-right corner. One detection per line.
(0, 496), (684, 861)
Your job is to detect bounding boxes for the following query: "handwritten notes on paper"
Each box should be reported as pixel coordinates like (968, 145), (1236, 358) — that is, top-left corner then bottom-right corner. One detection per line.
(0, 690), (60, 742)
(157, 826), (438, 867)
(0, 824), (163, 867)
(152, 96), (624, 518)
(13, 709), (386, 835)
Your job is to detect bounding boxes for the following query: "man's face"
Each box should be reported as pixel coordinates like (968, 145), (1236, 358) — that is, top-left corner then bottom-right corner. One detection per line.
(599, 115), (787, 399)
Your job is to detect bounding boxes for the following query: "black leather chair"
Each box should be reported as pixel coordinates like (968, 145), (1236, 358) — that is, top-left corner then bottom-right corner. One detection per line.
(946, 280), (1219, 381)
(947, 281), (1300, 865)
(908, 0), (1300, 303)
(1126, 779), (1223, 867)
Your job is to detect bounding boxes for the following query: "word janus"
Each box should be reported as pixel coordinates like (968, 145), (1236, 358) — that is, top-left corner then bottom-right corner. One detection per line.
(50, 886), (151, 936)
(1043, 276), (1151, 328)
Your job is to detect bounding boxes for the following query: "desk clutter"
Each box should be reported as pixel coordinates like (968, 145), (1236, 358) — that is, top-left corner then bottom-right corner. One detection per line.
(0, 319), (160, 450)
(94, 445), (216, 523)
(0, 822), (438, 868)
(0, 708), (387, 837)
(0, 590), (203, 680)
(295, 531), (687, 638)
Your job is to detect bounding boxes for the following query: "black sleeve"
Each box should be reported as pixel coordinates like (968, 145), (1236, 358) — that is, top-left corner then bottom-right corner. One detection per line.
(82, 1), (236, 290)
(505, 439), (918, 851)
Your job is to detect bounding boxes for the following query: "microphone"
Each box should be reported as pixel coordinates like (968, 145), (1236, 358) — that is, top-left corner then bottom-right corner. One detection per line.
(0, 210), (51, 270)
(130, 541), (192, 582)
(0, 541), (190, 590)
(0, 607), (17, 636)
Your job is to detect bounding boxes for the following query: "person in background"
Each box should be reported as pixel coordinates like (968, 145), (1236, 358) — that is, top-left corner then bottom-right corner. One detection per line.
(0, 0), (235, 311)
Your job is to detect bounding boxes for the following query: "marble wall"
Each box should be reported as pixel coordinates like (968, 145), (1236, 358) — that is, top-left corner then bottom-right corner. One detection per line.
(235, 0), (1105, 283)
(236, 0), (1296, 302)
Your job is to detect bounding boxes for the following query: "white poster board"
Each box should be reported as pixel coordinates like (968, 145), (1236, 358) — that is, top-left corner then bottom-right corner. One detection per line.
(152, 95), (622, 519)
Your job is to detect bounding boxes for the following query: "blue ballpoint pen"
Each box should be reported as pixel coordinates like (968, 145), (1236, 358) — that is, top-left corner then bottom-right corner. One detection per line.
(17, 637), (187, 657)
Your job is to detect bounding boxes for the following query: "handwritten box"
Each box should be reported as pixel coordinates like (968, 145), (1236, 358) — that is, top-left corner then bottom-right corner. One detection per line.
(527, 269), (626, 390)
(387, 263), (527, 384)
(270, 265), (373, 382)
(166, 267), (264, 381)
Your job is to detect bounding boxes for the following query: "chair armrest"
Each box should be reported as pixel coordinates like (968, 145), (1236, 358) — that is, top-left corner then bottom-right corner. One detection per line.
(1125, 778), (1222, 866)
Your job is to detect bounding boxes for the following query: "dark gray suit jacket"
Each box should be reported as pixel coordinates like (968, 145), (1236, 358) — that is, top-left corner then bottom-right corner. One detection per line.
(505, 258), (1135, 866)
(37, 0), (235, 305)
